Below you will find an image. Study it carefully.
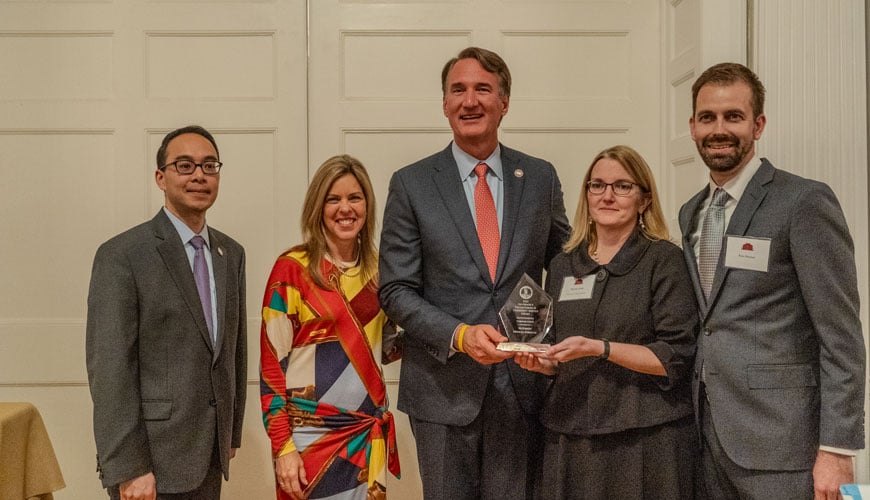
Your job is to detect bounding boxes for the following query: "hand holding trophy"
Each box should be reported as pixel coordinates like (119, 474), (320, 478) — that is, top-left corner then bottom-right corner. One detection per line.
(496, 273), (553, 353)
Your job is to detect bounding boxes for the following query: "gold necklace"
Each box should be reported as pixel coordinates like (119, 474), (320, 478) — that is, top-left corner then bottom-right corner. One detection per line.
(326, 253), (361, 277)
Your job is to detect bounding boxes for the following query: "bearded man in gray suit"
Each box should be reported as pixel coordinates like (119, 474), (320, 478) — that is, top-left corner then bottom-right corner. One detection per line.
(378, 47), (570, 499)
(679, 63), (865, 499)
(87, 125), (246, 499)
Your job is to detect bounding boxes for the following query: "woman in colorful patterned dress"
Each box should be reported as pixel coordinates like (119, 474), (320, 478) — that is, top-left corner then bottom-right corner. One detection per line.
(260, 155), (401, 500)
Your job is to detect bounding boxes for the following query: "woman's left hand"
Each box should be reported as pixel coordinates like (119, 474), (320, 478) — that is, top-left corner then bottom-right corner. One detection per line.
(514, 351), (558, 375)
(547, 336), (600, 362)
(275, 451), (308, 499)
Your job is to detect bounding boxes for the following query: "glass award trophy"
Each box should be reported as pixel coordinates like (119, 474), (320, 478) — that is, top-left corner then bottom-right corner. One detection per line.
(496, 273), (553, 353)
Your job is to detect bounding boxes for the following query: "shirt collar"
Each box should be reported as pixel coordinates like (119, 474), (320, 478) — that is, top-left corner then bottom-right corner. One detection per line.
(451, 142), (503, 181)
(706, 155), (762, 204)
(571, 229), (652, 277)
(163, 207), (210, 247)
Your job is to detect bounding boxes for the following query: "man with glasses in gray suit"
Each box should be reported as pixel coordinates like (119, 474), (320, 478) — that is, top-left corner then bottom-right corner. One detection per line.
(87, 125), (246, 499)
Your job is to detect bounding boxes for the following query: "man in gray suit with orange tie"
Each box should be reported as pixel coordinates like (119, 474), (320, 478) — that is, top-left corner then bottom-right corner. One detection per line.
(86, 125), (246, 499)
(679, 63), (865, 499)
(379, 47), (570, 499)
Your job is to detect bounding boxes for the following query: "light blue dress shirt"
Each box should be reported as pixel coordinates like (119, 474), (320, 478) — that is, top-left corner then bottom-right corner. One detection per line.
(452, 142), (504, 230)
(163, 207), (219, 342)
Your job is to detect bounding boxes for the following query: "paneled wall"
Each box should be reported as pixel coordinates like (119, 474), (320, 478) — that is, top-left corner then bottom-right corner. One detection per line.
(308, 0), (663, 228)
(0, 1), (307, 498)
(1, 0), (866, 498)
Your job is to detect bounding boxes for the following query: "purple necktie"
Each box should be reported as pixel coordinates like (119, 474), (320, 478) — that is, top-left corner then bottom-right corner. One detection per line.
(190, 235), (214, 343)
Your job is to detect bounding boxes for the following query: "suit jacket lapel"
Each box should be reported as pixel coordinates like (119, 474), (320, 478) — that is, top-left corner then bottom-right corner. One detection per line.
(706, 160), (774, 308)
(499, 146), (524, 287)
(431, 146), (494, 285)
(209, 230), (227, 359)
(152, 210), (215, 354)
(680, 188), (708, 314)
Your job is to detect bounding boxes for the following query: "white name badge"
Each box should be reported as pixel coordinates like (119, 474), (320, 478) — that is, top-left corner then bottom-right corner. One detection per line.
(560, 274), (596, 301)
(724, 236), (771, 272)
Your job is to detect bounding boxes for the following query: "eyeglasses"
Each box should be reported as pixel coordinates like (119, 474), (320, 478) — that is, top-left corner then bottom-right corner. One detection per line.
(160, 160), (223, 175)
(586, 180), (638, 197)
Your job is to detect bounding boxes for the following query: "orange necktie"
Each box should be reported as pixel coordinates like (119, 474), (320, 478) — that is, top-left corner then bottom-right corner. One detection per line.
(474, 162), (500, 281)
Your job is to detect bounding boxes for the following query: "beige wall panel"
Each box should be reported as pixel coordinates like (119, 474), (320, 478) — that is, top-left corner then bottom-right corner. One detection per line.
(145, 0), (273, 3)
(0, 0), (308, 496)
(663, 0), (744, 234)
(505, 32), (630, 99)
(342, 129), (453, 214)
(146, 33), (275, 100)
(221, 383), (276, 500)
(670, 71), (694, 141)
(502, 0), (629, 3)
(672, 158), (703, 200)
(0, 133), (114, 319)
(0, 322), (86, 383)
(342, 32), (468, 100)
(501, 129), (635, 221)
(670, 0), (697, 59)
(384, 381), (422, 499)
(0, 33), (112, 100)
(343, 0), (466, 4)
(0, 0), (111, 3)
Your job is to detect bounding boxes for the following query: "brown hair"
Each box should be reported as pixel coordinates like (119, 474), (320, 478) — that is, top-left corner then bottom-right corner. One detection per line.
(692, 62), (766, 118)
(441, 47), (512, 97)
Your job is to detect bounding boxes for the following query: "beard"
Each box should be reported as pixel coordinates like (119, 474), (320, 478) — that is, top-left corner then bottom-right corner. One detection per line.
(696, 133), (754, 173)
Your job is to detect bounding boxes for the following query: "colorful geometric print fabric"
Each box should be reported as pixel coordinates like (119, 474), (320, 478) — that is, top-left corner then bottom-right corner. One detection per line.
(260, 250), (399, 499)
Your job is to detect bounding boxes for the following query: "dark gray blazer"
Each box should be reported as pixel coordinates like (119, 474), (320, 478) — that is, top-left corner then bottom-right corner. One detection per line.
(678, 159), (865, 470)
(86, 209), (246, 492)
(378, 143), (571, 425)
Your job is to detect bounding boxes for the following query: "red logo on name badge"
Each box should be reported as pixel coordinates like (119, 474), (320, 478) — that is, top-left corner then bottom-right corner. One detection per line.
(574, 278), (584, 285)
(741, 242), (754, 251)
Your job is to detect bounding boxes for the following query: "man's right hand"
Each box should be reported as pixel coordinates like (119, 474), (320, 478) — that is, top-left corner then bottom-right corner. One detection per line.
(458, 324), (512, 365)
(119, 472), (156, 500)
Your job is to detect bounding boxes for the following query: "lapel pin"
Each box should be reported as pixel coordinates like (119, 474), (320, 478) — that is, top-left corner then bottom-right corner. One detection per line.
(514, 169), (524, 178)
(218, 247), (224, 256)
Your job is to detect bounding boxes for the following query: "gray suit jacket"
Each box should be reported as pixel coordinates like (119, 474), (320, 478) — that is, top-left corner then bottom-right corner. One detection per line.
(378, 143), (570, 425)
(678, 159), (865, 470)
(86, 209), (246, 492)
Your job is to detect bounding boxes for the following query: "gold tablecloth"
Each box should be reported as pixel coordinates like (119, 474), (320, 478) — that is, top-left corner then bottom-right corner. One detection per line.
(0, 403), (65, 500)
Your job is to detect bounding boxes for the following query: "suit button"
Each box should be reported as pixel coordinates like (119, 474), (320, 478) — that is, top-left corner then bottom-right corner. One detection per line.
(209, 399), (217, 407)
(703, 328), (711, 336)
(596, 270), (607, 282)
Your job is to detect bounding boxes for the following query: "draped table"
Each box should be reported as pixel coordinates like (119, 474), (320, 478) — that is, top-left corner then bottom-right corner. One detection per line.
(0, 403), (65, 500)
